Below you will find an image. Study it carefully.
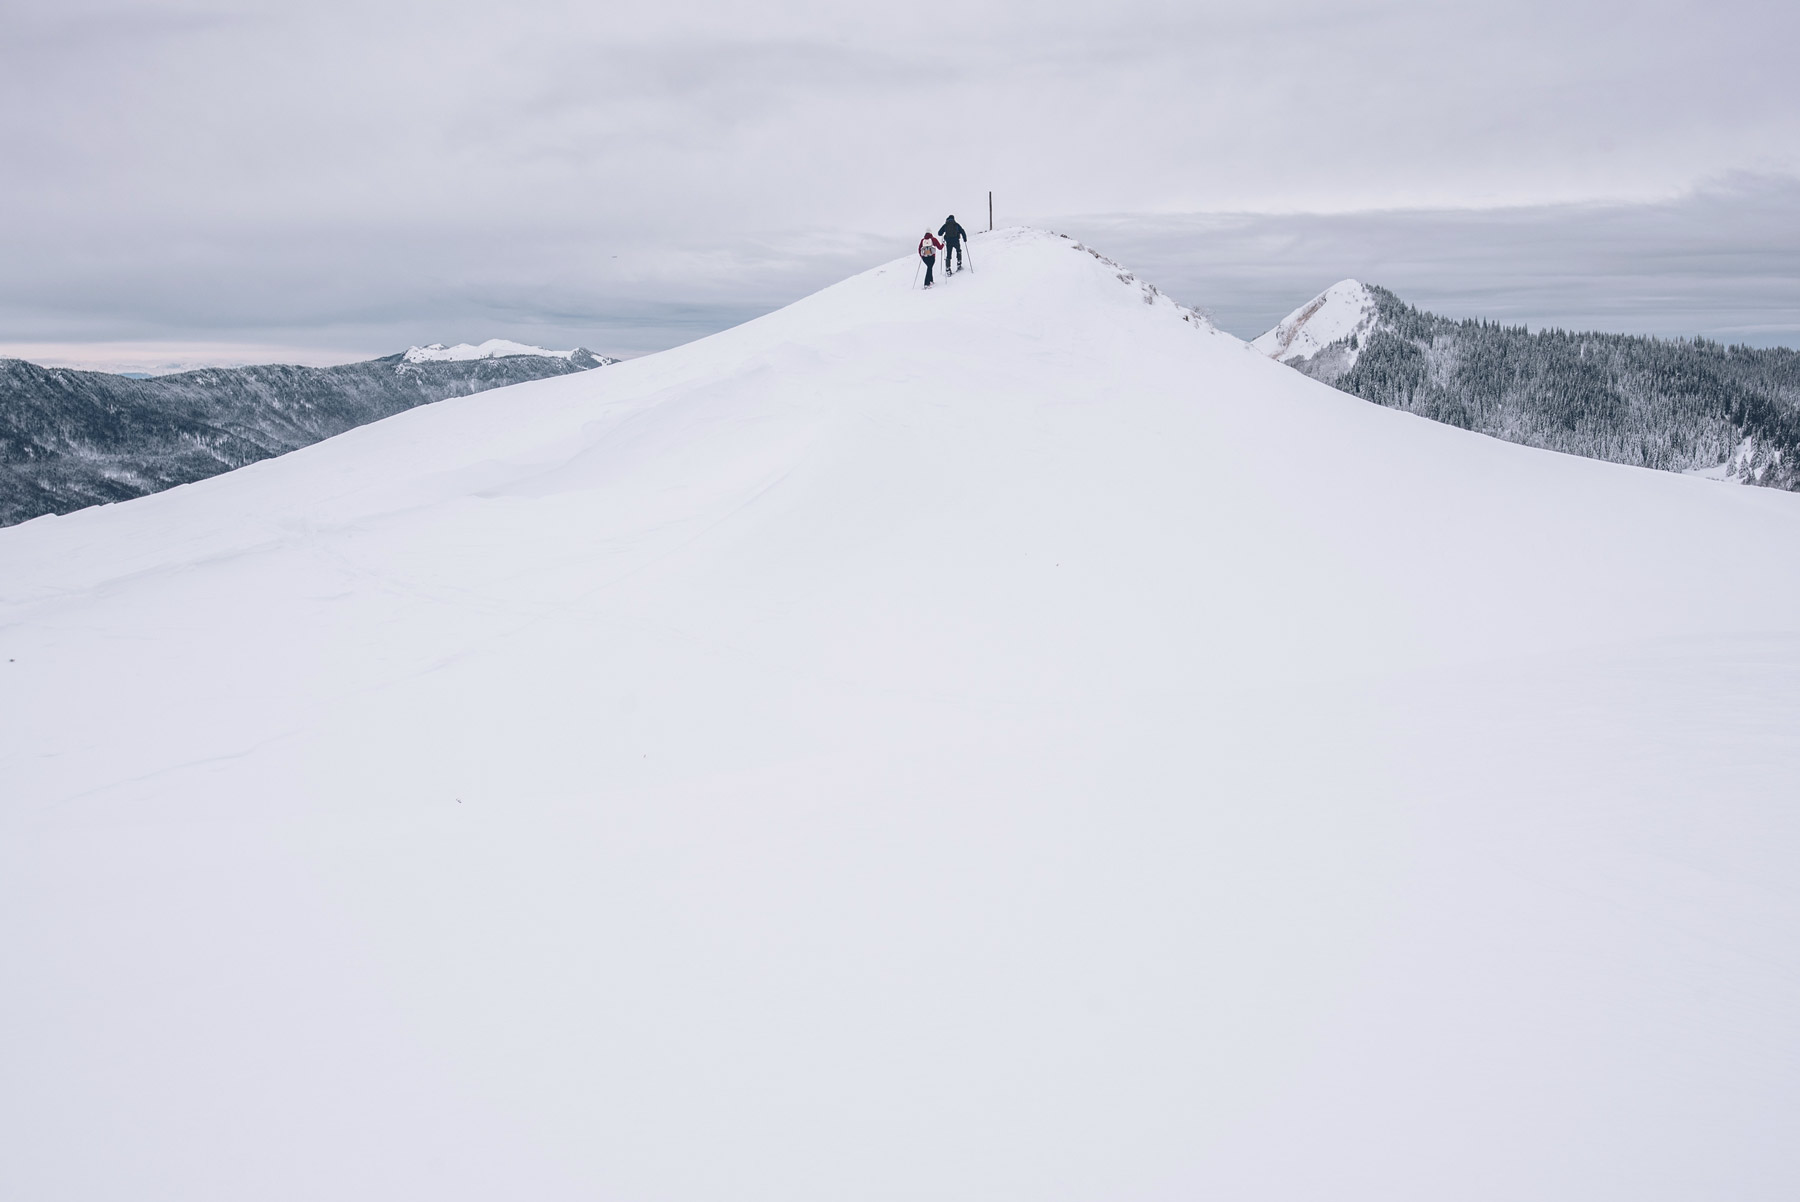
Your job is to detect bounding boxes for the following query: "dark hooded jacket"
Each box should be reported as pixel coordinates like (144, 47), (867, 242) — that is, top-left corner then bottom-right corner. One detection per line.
(937, 217), (967, 247)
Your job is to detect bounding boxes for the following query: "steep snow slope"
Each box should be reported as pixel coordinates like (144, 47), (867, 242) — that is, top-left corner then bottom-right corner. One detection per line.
(4, 230), (1800, 1202)
(1251, 277), (1379, 377)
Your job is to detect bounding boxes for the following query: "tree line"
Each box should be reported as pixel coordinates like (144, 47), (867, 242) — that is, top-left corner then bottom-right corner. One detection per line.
(1325, 287), (1800, 490)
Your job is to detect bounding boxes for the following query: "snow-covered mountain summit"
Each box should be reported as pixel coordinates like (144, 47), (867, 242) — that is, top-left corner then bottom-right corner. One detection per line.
(5, 228), (1800, 1202)
(1250, 278), (1379, 379)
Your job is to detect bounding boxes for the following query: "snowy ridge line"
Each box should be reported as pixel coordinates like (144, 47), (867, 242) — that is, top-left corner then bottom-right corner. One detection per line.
(1054, 232), (1217, 330)
(403, 339), (584, 363)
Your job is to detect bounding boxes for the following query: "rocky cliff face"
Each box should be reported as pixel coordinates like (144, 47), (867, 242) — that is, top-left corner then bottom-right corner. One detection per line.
(0, 349), (615, 526)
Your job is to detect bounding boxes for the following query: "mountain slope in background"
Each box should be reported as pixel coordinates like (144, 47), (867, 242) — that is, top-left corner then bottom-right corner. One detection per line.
(1257, 281), (1800, 488)
(1249, 278), (1379, 377)
(0, 346), (616, 526)
(5, 230), (1800, 1201)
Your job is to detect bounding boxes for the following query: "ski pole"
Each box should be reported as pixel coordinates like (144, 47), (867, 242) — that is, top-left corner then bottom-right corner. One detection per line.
(912, 257), (921, 289)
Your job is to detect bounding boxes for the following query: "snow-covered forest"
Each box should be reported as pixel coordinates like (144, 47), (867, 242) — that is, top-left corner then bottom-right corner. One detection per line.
(1268, 283), (1800, 488)
(0, 348), (613, 526)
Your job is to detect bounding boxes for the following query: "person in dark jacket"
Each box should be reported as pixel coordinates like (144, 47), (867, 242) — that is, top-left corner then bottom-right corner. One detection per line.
(938, 215), (967, 274)
(918, 231), (944, 287)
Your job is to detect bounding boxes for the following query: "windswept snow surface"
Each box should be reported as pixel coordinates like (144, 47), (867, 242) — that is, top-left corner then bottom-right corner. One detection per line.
(5, 230), (1800, 1201)
(403, 338), (579, 362)
(1252, 277), (1378, 365)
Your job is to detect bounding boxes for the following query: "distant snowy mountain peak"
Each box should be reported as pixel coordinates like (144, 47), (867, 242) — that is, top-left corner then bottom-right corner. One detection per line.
(404, 339), (603, 365)
(1251, 279), (1378, 375)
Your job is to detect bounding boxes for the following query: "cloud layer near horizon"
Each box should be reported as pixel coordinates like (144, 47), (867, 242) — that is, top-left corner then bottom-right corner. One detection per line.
(4, 0), (1797, 367)
(1054, 177), (1800, 347)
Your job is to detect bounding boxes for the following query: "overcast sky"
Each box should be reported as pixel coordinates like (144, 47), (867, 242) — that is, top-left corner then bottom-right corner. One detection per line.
(4, 0), (1797, 369)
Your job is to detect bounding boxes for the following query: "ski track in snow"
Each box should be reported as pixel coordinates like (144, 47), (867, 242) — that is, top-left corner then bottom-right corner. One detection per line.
(3, 229), (1800, 1201)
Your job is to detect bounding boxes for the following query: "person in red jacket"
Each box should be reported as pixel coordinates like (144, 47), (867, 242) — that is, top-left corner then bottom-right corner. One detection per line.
(918, 230), (944, 287)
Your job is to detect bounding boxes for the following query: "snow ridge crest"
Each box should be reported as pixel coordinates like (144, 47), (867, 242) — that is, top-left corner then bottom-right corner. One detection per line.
(1059, 234), (1216, 331)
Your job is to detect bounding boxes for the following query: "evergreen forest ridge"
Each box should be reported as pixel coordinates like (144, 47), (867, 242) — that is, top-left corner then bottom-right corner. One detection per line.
(1257, 279), (1800, 488)
(0, 345), (614, 526)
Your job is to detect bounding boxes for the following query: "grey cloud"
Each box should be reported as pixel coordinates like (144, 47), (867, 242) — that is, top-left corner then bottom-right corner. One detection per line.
(1049, 177), (1800, 346)
(0, 213), (896, 359)
(7, 3), (245, 50)
(3, 0), (1797, 365)
(8, 180), (1796, 368)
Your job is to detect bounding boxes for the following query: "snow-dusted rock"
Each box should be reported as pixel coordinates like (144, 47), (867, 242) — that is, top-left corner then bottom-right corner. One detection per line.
(1251, 278), (1380, 381)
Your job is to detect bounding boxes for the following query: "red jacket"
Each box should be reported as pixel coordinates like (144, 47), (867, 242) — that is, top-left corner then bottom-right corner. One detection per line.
(918, 233), (943, 257)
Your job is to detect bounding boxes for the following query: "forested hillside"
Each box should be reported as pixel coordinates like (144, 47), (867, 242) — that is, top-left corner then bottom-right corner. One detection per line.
(0, 349), (613, 526)
(1266, 284), (1800, 490)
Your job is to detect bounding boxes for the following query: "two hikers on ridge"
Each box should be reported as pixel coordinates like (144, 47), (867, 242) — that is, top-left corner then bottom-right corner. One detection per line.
(918, 215), (967, 288)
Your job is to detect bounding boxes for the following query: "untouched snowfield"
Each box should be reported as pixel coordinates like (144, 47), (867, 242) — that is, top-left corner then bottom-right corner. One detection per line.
(4, 230), (1799, 1200)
